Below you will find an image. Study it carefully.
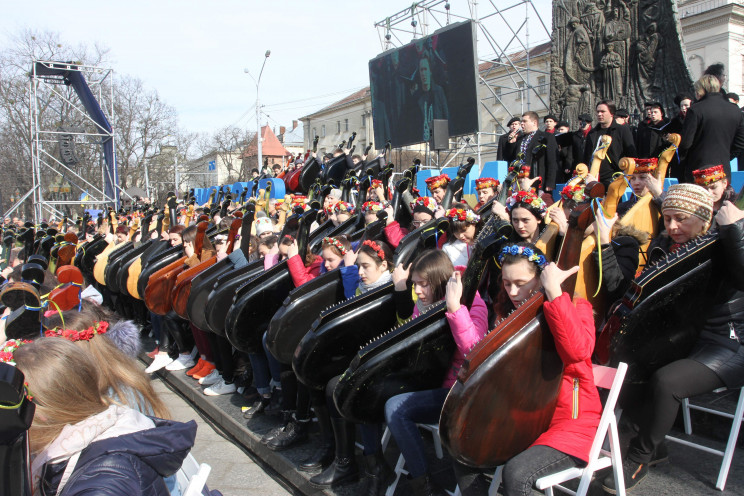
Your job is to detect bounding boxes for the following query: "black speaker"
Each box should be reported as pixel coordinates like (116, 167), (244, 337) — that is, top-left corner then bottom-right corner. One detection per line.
(430, 120), (450, 150)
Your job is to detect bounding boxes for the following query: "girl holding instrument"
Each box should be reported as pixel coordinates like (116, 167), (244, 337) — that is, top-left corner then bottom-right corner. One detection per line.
(442, 206), (482, 266)
(455, 242), (601, 496)
(604, 184), (744, 493)
(309, 240), (394, 493)
(493, 191), (548, 244)
(386, 249), (488, 496)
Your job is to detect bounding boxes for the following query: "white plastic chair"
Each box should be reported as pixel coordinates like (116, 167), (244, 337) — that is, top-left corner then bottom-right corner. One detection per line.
(384, 423), (447, 496)
(665, 386), (744, 491)
(176, 452), (212, 496)
(534, 362), (628, 496)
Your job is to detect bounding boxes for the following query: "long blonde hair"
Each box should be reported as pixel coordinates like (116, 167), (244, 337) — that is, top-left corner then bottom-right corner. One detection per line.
(14, 338), (110, 454)
(58, 308), (170, 419)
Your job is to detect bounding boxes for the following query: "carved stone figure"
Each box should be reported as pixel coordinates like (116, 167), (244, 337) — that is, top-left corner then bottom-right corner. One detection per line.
(636, 22), (662, 97)
(564, 17), (594, 86)
(600, 45), (623, 98)
(550, 0), (693, 127)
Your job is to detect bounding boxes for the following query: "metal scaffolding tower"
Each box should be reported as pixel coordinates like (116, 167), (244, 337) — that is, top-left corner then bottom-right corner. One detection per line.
(375, 0), (552, 167)
(23, 61), (119, 223)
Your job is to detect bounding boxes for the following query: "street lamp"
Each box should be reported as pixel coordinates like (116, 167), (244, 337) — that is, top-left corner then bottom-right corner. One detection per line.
(245, 50), (271, 173)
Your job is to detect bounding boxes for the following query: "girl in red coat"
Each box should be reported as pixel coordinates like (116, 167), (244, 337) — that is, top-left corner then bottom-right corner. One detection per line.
(455, 242), (601, 496)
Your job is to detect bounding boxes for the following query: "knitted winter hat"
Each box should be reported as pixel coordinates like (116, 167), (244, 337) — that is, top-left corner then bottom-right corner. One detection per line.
(254, 217), (274, 236)
(662, 183), (714, 224)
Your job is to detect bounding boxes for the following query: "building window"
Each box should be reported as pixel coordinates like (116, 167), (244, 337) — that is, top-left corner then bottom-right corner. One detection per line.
(321, 125), (326, 137)
(345, 119), (349, 132)
(361, 114), (367, 128)
(312, 128), (317, 139)
(493, 86), (501, 102)
(538, 76), (547, 95)
(516, 81), (525, 101)
(337, 121), (341, 134)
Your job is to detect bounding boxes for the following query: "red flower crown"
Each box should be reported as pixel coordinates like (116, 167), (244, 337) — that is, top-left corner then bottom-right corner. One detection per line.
(361, 201), (383, 214)
(322, 236), (348, 256)
(362, 240), (385, 260)
(44, 320), (110, 342)
(445, 208), (480, 223)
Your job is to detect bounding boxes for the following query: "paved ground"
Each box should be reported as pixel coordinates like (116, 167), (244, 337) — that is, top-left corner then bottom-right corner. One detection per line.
(151, 377), (292, 496)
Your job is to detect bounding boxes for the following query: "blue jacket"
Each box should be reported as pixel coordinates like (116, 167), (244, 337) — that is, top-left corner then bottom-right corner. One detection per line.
(41, 418), (197, 496)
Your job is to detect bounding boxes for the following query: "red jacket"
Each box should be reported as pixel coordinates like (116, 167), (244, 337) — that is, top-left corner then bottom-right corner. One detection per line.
(532, 292), (602, 462)
(383, 221), (409, 249)
(287, 254), (323, 287)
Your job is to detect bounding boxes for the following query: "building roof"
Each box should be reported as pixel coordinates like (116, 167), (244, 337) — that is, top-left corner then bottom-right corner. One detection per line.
(242, 125), (291, 158)
(301, 87), (371, 119)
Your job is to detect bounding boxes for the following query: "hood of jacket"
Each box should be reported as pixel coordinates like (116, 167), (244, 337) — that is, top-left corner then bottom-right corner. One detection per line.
(38, 406), (196, 496)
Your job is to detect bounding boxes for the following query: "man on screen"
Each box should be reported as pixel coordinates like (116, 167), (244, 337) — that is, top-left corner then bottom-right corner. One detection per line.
(409, 55), (449, 142)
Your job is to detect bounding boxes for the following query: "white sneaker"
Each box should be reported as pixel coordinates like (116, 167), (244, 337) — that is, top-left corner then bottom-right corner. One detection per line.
(145, 354), (174, 374)
(165, 353), (196, 371)
(204, 379), (237, 396)
(198, 369), (222, 386)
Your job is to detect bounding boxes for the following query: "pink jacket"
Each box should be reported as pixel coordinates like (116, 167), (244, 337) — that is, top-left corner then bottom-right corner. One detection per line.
(532, 292), (602, 462)
(408, 293), (489, 389)
(384, 221), (409, 249)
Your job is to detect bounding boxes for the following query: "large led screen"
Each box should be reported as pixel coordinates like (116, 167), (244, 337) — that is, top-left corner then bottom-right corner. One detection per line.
(369, 20), (480, 148)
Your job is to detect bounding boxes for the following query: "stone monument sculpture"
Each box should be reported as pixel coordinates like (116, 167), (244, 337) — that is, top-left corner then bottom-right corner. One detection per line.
(550, 0), (693, 126)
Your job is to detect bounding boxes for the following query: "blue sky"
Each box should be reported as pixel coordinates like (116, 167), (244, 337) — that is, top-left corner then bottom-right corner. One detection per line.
(2, 0), (552, 135)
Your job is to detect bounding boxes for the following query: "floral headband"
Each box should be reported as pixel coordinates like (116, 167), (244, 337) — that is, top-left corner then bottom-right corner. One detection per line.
(560, 183), (587, 203)
(692, 164), (726, 186)
(410, 196), (437, 212)
(361, 201), (383, 214)
(425, 174), (450, 191)
(633, 158), (658, 174)
(44, 321), (110, 342)
(370, 179), (383, 189)
(333, 201), (356, 214)
(505, 190), (547, 218)
(362, 239), (385, 260)
(0, 339), (33, 364)
(323, 236), (348, 256)
(445, 208), (480, 224)
(508, 162), (531, 178)
(497, 245), (548, 269)
(475, 177), (500, 190)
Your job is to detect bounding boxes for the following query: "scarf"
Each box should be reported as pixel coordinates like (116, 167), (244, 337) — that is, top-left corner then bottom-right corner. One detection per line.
(32, 405), (155, 496)
(358, 271), (392, 294)
(415, 298), (439, 316)
(519, 131), (537, 156)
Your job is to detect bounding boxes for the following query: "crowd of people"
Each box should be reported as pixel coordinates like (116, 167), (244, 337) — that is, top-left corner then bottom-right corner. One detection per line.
(1, 63), (744, 496)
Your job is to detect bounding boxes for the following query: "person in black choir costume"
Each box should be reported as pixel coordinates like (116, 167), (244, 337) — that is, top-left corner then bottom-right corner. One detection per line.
(514, 111), (558, 193)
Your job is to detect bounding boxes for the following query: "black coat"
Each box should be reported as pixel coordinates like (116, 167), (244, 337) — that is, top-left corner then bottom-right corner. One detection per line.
(679, 92), (744, 179)
(497, 131), (521, 162)
(635, 118), (671, 159)
(647, 219), (744, 388)
(514, 130), (559, 190)
(583, 121), (637, 187)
